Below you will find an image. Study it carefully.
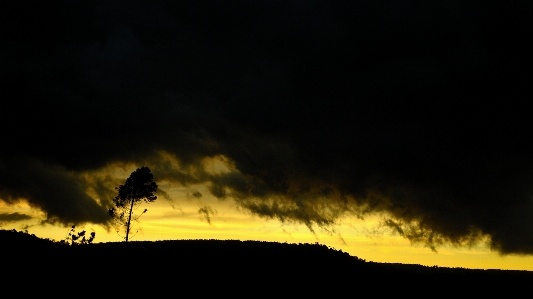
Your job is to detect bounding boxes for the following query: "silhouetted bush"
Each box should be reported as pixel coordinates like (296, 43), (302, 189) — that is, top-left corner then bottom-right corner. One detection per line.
(58, 225), (96, 246)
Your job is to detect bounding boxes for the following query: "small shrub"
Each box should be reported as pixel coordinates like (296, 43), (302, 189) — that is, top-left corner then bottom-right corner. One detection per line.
(60, 225), (95, 246)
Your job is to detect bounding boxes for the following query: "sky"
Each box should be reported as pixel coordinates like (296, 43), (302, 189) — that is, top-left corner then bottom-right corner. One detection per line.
(1, 0), (533, 270)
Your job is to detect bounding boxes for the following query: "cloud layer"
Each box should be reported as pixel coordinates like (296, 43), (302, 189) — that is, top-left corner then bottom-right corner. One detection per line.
(1, 0), (532, 254)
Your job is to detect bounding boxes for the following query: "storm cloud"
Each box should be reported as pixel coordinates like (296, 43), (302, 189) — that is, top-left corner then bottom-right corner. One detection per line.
(1, 0), (532, 254)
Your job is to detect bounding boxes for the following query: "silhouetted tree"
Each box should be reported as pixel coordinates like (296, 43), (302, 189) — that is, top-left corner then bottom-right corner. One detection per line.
(108, 166), (158, 242)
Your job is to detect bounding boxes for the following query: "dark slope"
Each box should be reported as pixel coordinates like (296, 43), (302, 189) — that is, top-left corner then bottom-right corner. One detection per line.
(2, 230), (531, 294)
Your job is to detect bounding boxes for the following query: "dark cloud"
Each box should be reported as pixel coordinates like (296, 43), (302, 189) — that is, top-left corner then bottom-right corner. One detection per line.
(0, 157), (111, 225)
(198, 205), (217, 225)
(1, 0), (532, 254)
(0, 212), (32, 223)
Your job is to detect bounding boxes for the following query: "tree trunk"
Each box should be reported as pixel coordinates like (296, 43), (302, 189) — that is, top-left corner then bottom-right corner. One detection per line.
(125, 199), (135, 242)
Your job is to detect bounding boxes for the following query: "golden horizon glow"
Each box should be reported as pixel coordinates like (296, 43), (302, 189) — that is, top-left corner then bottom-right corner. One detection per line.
(1, 154), (531, 271)
(2, 194), (533, 271)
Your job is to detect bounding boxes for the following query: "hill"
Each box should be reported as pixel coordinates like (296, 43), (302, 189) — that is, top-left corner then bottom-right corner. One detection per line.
(2, 229), (531, 294)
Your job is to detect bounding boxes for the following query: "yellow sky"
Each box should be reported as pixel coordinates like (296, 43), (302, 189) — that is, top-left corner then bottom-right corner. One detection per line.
(2, 188), (532, 271)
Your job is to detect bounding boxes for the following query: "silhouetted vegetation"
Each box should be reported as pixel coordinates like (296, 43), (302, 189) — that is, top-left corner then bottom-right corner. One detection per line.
(58, 225), (95, 246)
(108, 166), (158, 242)
(2, 229), (531, 293)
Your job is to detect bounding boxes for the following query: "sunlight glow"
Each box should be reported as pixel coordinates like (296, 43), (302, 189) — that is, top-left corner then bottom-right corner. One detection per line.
(2, 175), (533, 271)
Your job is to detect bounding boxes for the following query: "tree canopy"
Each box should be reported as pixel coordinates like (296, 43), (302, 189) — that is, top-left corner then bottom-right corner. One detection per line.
(108, 166), (158, 242)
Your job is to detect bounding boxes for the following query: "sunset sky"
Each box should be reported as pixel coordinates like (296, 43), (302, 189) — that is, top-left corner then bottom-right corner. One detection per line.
(1, 0), (532, 271)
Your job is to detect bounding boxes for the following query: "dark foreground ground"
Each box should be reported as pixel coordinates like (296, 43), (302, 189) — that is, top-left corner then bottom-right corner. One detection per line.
(2, 229), (531, 295)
